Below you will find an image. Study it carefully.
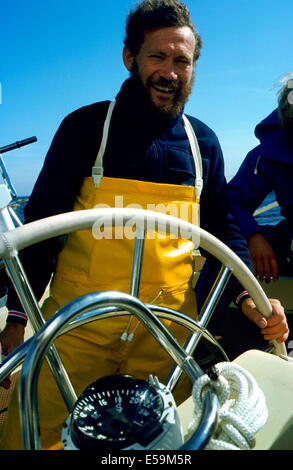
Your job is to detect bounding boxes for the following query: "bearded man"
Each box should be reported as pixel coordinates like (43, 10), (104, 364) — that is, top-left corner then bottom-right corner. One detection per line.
(0, 0), (288, 450)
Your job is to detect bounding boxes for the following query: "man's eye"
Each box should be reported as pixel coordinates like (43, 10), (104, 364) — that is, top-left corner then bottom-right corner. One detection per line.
(176, 58), (190, 65)
(149, 54), (163, 59)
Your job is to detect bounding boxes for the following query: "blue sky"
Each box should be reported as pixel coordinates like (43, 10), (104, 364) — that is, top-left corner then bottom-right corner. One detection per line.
(1, 0), (292, 195)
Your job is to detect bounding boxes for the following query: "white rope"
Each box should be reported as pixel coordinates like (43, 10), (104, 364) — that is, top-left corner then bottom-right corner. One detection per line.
(189, 362), (268, 450)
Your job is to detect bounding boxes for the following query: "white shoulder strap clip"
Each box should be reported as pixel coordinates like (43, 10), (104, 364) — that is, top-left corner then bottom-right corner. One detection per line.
(182, 114), (203, 202)
(92, 101), (116, 187)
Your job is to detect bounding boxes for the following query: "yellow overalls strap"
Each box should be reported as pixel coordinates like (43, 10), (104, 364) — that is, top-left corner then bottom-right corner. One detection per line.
(182, 114), (203, 203)
(92, 101), (116, 187)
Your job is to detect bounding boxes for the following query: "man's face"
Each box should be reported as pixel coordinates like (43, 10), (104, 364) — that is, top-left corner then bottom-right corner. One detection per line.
(123, 26), (196, 118)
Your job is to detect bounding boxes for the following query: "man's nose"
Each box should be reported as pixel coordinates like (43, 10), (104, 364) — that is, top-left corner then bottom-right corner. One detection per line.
(160, 60), (178, 81)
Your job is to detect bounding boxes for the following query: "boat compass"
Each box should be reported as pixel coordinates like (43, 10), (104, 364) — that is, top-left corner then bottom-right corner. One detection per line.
(61, 374), (183, 450)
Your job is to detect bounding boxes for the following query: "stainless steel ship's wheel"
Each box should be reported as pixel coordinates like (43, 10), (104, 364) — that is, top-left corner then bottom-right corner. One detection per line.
(0, 208), (287, 450)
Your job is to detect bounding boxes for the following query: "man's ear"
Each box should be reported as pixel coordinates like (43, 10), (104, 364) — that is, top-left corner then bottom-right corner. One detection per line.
(123, 46), (134, 71)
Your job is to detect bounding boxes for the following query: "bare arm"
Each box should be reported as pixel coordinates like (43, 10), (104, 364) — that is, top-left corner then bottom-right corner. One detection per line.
(0, 323), (25, 389)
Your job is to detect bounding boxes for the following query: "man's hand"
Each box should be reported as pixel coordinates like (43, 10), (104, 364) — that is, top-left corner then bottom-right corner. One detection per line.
(248, 233), (279, 282)
(0, 322), (25, 389)
(241, 297), (289, 343)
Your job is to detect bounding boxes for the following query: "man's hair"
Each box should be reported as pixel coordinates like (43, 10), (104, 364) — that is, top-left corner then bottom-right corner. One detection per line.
(124, 0), (202, 61)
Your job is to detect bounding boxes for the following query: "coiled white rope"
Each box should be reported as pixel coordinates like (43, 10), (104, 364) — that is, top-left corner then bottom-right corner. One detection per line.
(189, 363), (268, 450)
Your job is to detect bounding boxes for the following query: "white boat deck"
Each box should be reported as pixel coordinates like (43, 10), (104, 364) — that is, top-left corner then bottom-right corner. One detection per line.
(261, 277), (293, 312)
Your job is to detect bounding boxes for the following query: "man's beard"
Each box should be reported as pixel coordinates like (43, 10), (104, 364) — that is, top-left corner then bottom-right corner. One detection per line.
(130, 62), (194, 122)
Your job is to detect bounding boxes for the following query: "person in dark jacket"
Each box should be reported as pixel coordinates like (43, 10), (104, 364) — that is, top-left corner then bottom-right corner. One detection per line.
(0, 0), (288, 450)
(229, 74), (293, 283)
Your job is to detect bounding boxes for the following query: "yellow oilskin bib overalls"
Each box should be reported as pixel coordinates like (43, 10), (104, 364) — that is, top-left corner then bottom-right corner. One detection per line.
(1, 102), (203, 450)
